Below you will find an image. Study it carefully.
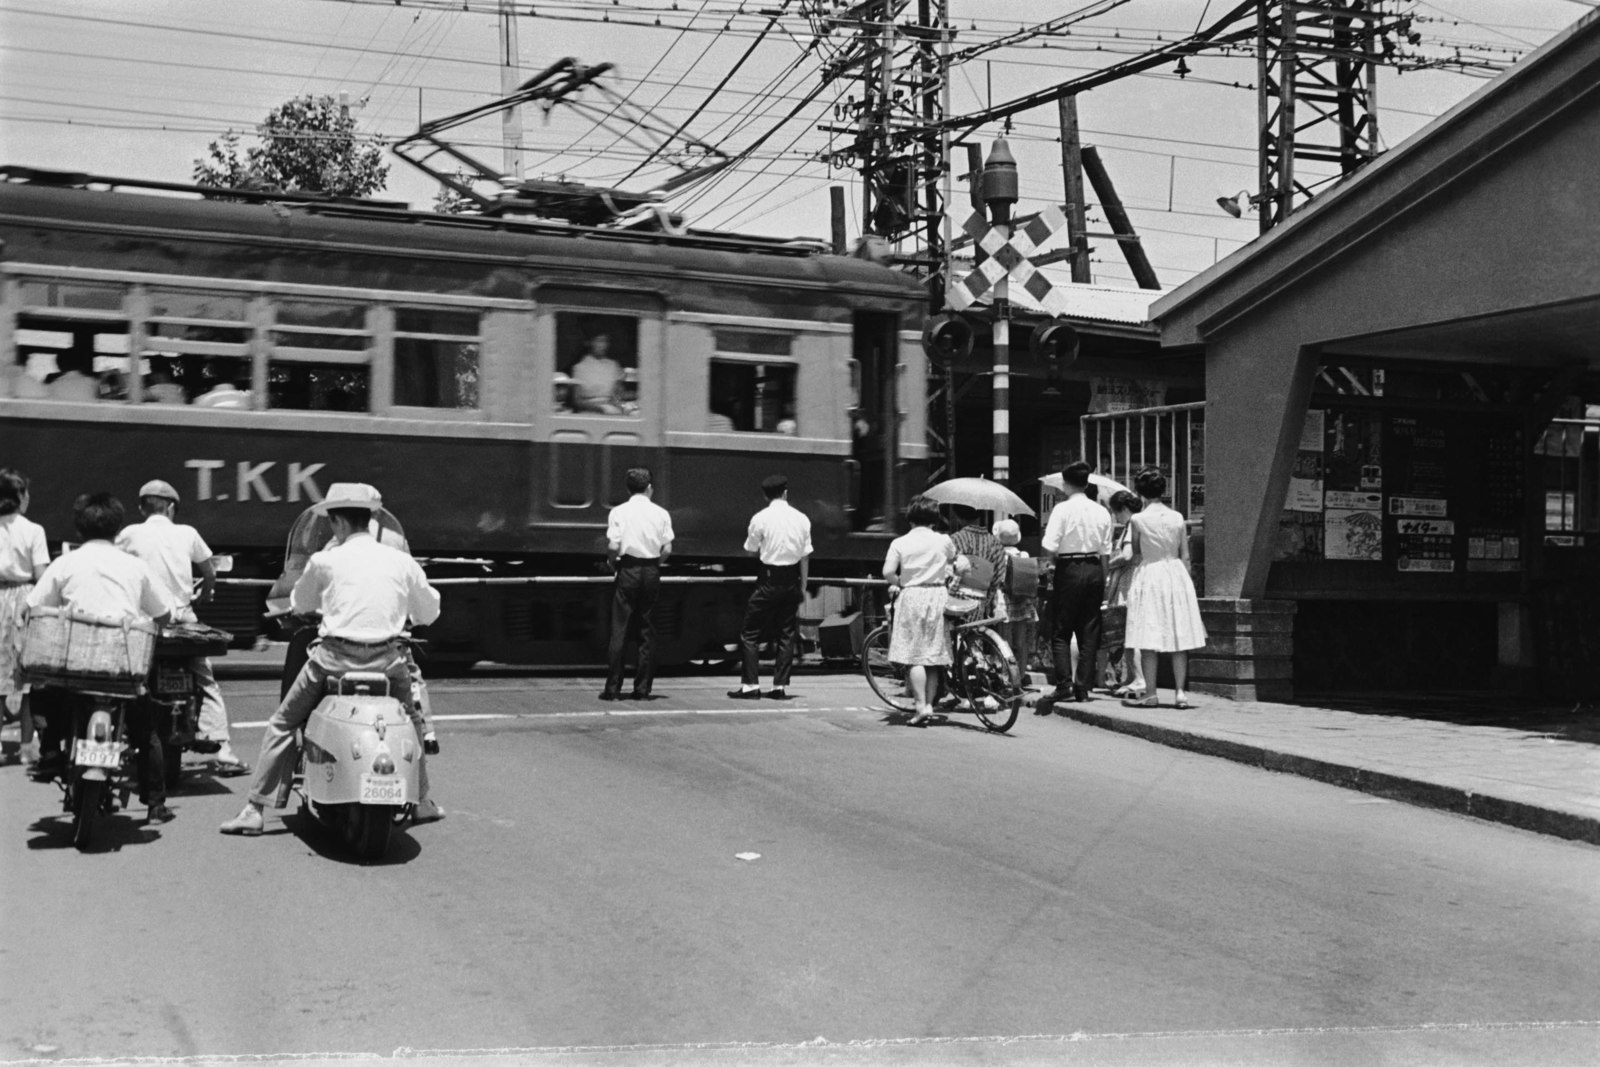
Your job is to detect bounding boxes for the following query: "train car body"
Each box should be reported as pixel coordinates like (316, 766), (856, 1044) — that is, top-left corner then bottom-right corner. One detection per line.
(0, 175), (928, 665)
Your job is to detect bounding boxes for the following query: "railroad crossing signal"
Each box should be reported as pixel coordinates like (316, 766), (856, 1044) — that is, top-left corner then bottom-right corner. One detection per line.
(946, 204), (1070, 317)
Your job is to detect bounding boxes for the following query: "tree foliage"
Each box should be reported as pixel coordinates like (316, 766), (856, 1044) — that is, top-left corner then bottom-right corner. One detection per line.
(194, 94), (389, 198)
(432, 170), (480, 215)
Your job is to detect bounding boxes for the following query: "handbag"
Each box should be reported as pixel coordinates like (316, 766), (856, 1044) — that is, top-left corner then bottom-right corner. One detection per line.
(944, 555), (994, 619)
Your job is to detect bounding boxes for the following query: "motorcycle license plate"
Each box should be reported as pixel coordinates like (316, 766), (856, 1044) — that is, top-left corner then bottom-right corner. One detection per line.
(155, 667), (193, 695)
(359, 774), (406, 805)
(74, 740), (120, 769)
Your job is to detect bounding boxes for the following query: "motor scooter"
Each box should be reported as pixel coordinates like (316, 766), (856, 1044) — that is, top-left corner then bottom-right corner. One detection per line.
(295, 671), (422, 861)
(146, 622), (233, 790)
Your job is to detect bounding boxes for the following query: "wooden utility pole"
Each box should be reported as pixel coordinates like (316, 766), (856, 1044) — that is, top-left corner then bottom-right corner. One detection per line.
(1080, 145), (1160, 290)
(1056, 95), (1092, 284)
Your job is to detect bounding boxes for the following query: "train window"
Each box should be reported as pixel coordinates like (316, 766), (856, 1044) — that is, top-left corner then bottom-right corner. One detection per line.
(268, 364), (369, 412)
(713, 330), (793, 358)
(11, 323), (132, 402)
(273, 301), (369, 351)
(393, 308), (480, 409)
(269, 301), (371, 412)
(554, 311), (639, 417)
(708, 360), (798, 434)
(18, 280), (124, 313)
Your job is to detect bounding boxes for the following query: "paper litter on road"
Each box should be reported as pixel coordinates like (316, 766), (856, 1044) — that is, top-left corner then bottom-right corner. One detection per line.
(735, 852), (761, 861)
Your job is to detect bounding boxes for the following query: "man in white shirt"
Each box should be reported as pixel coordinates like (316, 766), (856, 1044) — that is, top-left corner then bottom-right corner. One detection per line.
(1040, 461), (1112, 703)
(27, 492), (175, 822)
(728, 475), (813, 701)
(603, 467), (674, 700)
(221, 483), (441, 836)
(116, 479), (247, 775)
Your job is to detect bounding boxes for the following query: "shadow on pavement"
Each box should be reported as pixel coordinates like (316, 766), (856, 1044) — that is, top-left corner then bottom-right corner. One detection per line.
(1292, 689), (1600, 744)
(282, 806), (422, 866)
(25, 811), (162, 853)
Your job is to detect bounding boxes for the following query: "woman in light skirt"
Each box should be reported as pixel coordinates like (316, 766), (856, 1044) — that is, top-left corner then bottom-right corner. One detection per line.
(1122, 467), (1207, 709)
(883, 495), (966, 725)
(0, 470), (50, 762)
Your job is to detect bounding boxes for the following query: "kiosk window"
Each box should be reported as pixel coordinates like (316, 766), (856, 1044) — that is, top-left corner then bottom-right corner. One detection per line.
(554, 312), (639, 417)
(394, 308), (480, 409)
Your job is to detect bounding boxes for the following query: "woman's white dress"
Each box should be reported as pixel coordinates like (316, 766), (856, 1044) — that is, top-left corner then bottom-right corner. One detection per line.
(1124, 503), (1207, 653)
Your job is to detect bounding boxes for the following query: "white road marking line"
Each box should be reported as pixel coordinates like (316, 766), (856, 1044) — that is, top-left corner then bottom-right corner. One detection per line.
(231, 706), (878, 728)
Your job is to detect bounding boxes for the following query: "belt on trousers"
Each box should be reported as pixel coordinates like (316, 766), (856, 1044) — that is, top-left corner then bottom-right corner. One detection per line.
(1057, 553), (1102, 561)
(0, 580), (30, 589)
(617, 556), (660, 567)
(760, 563), (802, 576)
(321, 635), (402, 649)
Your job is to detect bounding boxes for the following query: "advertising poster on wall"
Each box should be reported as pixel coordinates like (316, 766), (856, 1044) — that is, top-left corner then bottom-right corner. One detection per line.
(1396, 518), (1456, 572)
(1088, 378), (1167, 414)
(1324, 411), (1384, 494)
(1288, 410), (1325, 513)
(1325, 506), (1383, 561)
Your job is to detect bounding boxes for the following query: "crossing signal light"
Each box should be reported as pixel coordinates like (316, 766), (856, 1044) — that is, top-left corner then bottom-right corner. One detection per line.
(922, 314), (975, 365)
(1030, 319), (1079, 366)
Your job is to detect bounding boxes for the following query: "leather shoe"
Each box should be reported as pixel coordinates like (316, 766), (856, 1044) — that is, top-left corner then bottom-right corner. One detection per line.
(764, 689), (794, 701)
(1073, 686), (1090, 703)
(628, 690), (655, 701)
(727, 688), (762, 700)
(599, 690), (623, 702)
(146, 802), (176, 825)
(1046, 687), (1076, 703)
(219, 805), (264, 836)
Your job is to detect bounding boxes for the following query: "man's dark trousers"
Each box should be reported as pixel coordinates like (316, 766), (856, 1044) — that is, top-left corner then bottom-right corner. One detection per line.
(1051, 556), (1106, 693)
(738, 563), (803, 688)
(607, 557), (661, 695)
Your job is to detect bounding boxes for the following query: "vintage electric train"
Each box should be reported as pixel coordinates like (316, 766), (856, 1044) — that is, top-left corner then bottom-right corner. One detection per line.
(0, 169), (930, 665)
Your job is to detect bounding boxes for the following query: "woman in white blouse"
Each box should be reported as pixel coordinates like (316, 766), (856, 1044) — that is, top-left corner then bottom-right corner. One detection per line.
(0, 469), (50, 762)
(882, 495), (968, 725)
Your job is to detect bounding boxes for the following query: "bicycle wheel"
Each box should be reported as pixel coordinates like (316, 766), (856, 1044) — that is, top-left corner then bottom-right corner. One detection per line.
(958, 627), (1022, 733)
(861, 624), (917, 714)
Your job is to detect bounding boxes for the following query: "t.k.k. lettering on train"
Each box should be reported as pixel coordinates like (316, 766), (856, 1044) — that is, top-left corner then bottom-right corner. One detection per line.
(184, 460), (327, 503)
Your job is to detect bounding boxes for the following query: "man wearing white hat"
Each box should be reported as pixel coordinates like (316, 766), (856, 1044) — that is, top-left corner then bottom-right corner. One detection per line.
(221, 483), (442, 836)
(117, 478), (247, 774)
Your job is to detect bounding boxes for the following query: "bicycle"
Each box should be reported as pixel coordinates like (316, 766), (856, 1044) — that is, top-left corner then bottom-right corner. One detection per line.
(861, 607), (1024, 733)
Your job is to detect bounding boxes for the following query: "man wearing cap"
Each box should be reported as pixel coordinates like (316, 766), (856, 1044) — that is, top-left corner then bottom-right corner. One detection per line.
(602, 467), (673, 701)
(221, 483), (441, 836)
(728, 475), (812, 701)
(116, 479), (247, 774)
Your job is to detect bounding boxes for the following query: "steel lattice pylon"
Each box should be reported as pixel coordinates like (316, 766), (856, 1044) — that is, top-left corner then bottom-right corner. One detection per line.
(1256, 0), (1388, 232)
(813, 0), (954, 478)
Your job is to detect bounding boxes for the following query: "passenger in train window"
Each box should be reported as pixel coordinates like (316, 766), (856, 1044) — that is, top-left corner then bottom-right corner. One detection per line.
(143, 358), (188, 405)
(1, 353), (48, 399)
(569, 332), (625, 415)
(776, 402), (798, 436)
(194, 358), (251, 409)
(43, 347), (98, 402)
(556, 313), (639, 416)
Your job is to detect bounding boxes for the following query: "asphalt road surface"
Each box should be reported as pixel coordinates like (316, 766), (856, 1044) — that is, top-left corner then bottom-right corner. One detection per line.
(2, 671), (1598, 1066)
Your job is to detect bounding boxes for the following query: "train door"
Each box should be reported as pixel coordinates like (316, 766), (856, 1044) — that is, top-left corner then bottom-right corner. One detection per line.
(531, 287), (665, 532)
(849, 310), (900, 532)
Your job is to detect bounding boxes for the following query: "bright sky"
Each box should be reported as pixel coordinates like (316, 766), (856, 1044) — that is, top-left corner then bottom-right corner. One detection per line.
(0, 0), (1589, 287)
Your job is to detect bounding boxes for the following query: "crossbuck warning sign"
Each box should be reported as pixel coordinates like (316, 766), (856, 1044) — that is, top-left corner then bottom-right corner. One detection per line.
(946, 204), (1069, 316)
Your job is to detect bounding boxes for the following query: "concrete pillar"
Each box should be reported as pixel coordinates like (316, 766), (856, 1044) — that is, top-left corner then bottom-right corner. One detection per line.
(1201, 333), (1319, 598)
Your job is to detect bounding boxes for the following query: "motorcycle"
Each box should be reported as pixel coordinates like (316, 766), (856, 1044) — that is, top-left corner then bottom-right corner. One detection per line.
(20, 607), (162, 850)
(146, 622), (234, 791)
(295, 670), (423, 861)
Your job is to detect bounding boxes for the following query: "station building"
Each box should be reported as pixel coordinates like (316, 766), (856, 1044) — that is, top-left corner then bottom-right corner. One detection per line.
(1148, 11), (1600, 701)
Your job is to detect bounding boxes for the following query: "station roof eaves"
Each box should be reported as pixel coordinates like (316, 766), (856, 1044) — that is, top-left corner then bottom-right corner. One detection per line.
(1149, 9), (1600, 345)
